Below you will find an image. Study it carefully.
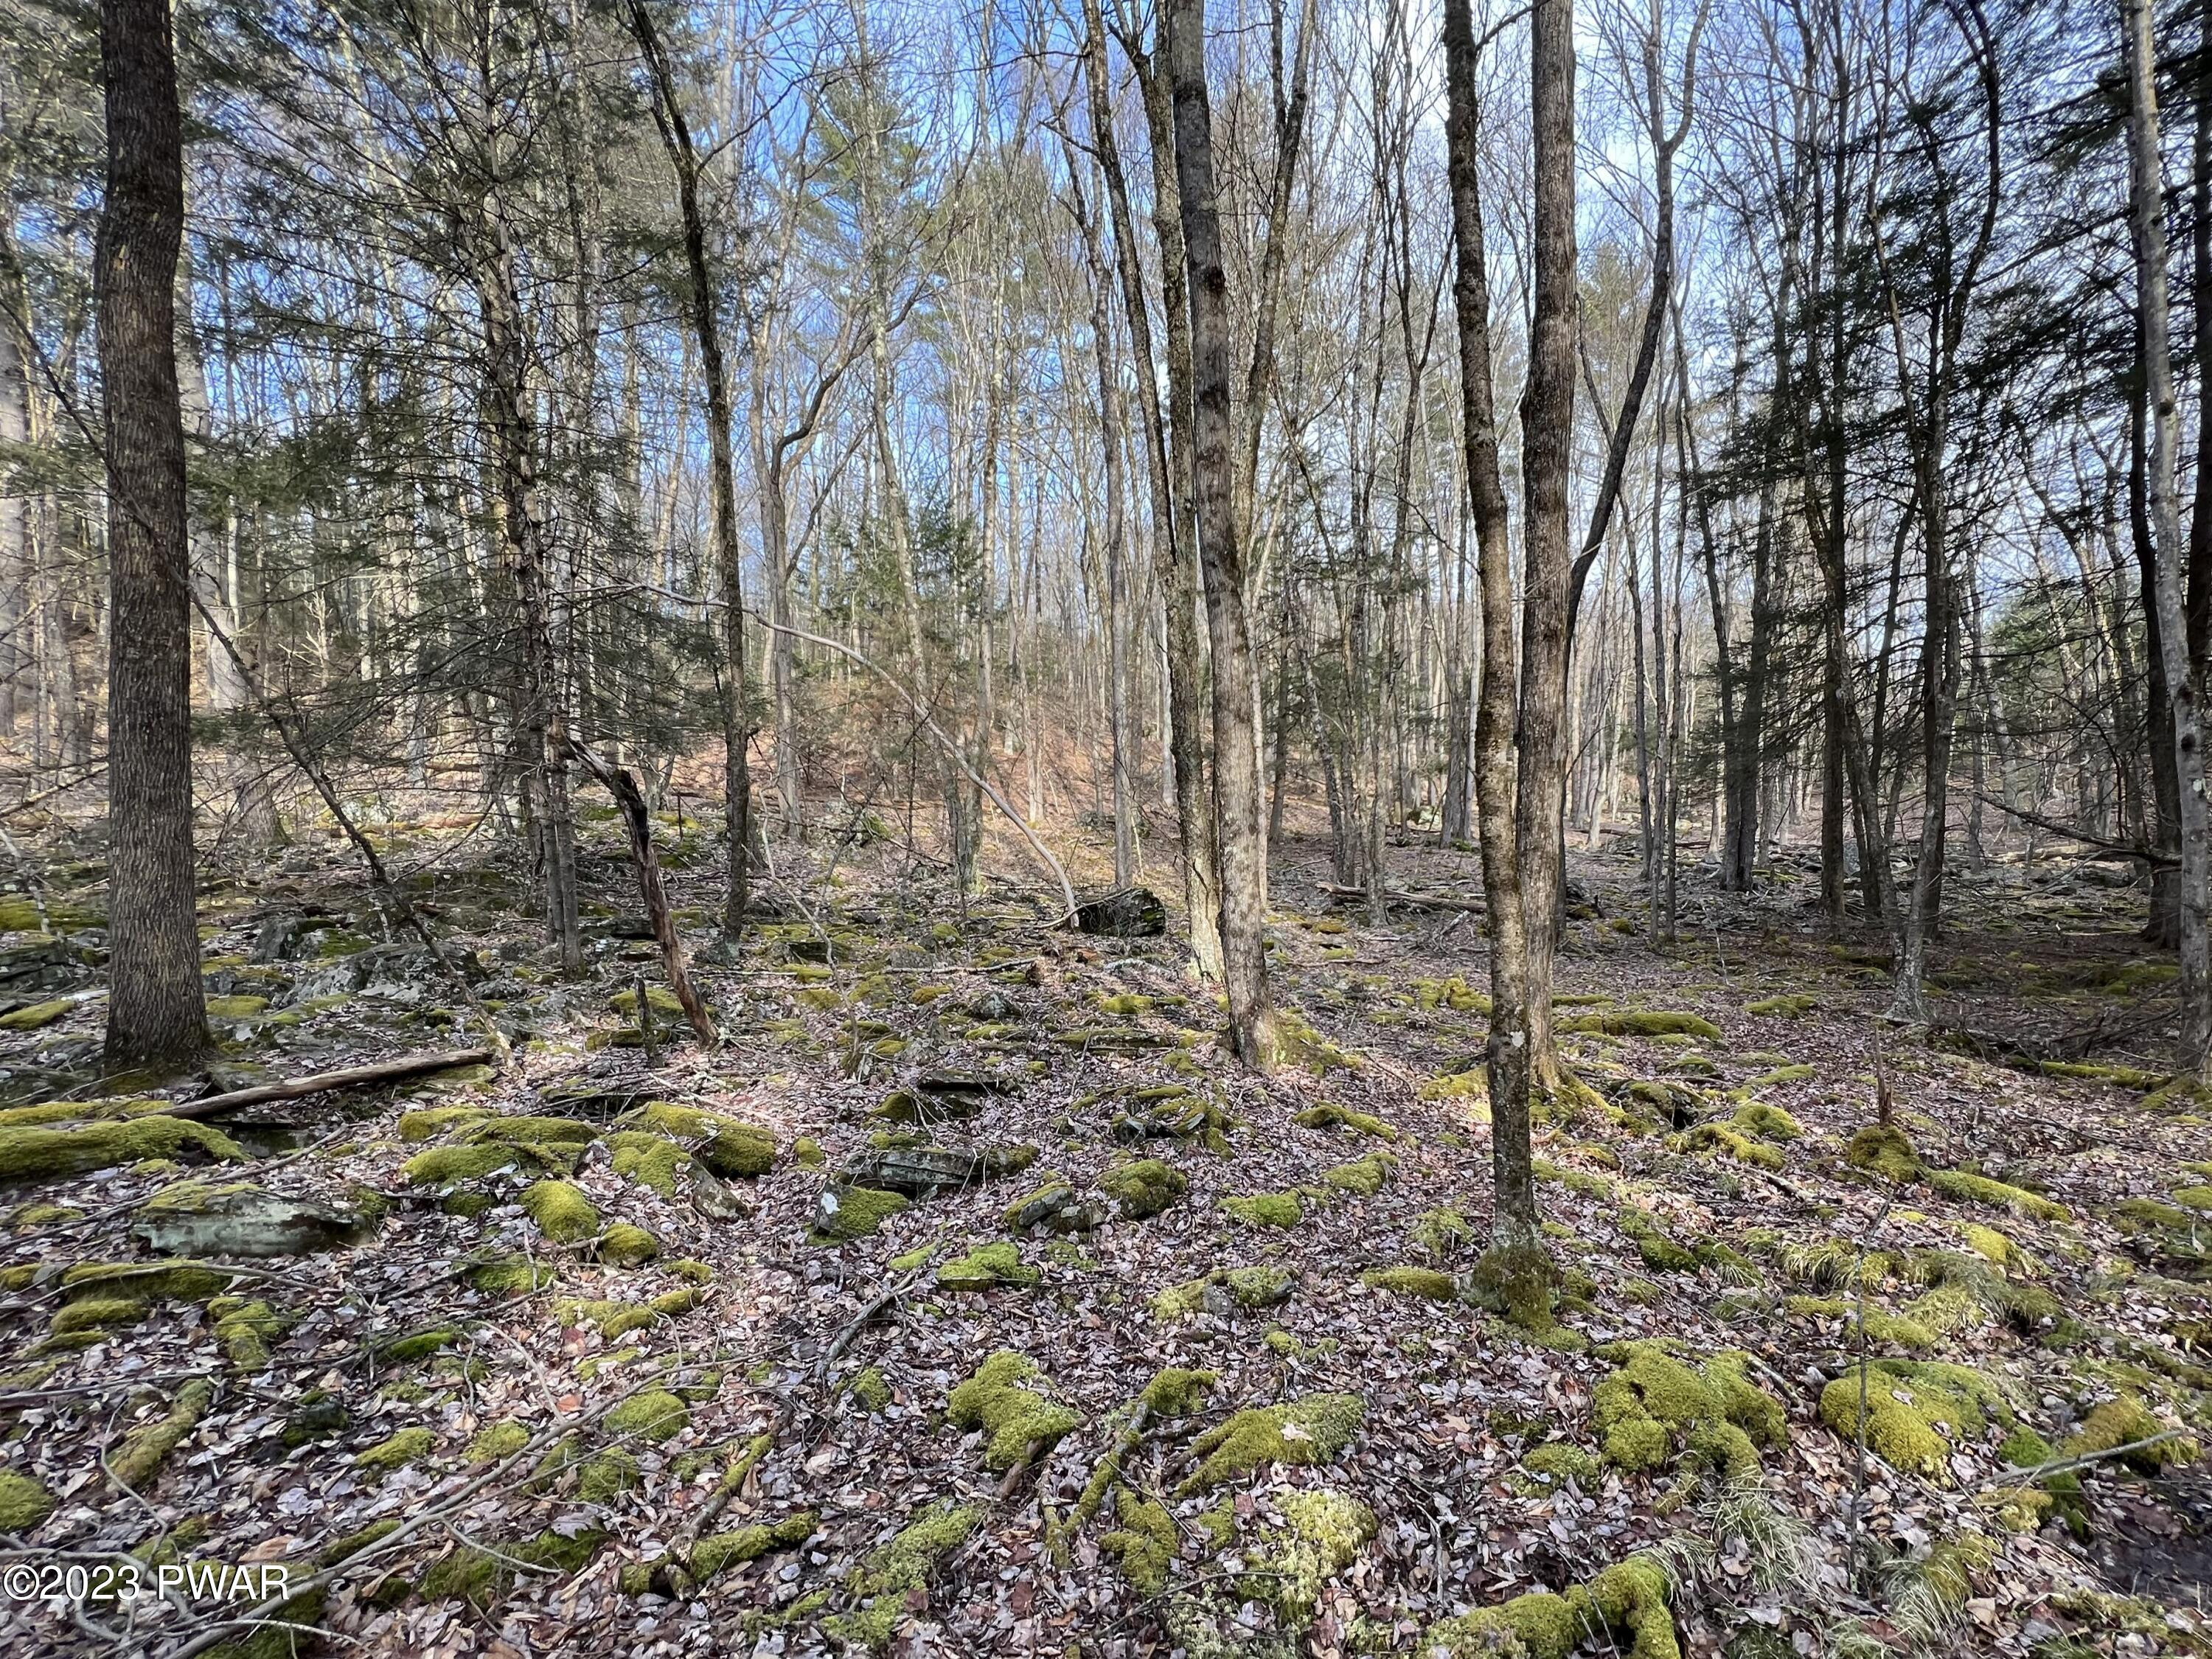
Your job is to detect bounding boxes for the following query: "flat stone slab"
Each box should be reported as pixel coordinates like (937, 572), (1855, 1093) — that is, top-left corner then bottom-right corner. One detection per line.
(131, 1182), (366, 1258)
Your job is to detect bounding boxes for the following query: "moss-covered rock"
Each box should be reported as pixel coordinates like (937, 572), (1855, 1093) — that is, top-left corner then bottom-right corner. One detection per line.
(1785, 1295), (1938, 1353)
(0, 1468), (55, 1530)
(468, 1421), (531, 1463)
(809, 1183), (910, 1243)
(2066, 1396), (2197, 1474)
(1676, 1121), (1784, 1170)
(1846, 1124), (1924, 1182)
(355, 1427), (436, 1473)
(1562, 1009), (1722, 1041)
(1927, 1168), (2067, 1220)
(849, 1367), (893, 1413)
(946, 1351), (1080, 1470)
(633, 1102), (776, 1178)
(52, 1295), (145, 1336)
(821, 1500), (982, 1652)
(1291, 1102), (1399, 1140)
(1430, 1557), (1677, 1659)
(1519, 1442), (1607, 1492)
(1178, 1391), (1364, 1493)
(208, 1296), (291, 1368)
(1222, 1189), (1303, 1228)
(1363, 1265), (1458, 1301)
(1152, 1263), (1295, 1319)
(1818, 1360), (2014, 1482)
(0, 1118), (243, 1186)
(1411, 1207), (1474, 1260)
(520, 1180), (599, 1244)
(1321, 1151), (1397, 1195)
(132, 1180), (365, 1258)
(1592, 1343), (1784, 1478)
(1101, 1158), (1187, 1219)
(592, 1222), (659, 1268)
(936, 1242), (1039, 1291)
(419, 1525), (604, 1607)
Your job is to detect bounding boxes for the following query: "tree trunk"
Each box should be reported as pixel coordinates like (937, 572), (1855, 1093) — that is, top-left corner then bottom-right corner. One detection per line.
(98, 0), (208, 1068)
(1165, 0), (1277, 1068)
(2124, 0), (2212, 1074)
(1444, 0), (1537, 1246)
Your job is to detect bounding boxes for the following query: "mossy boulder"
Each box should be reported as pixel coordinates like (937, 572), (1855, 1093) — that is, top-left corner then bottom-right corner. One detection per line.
(1001, 1179), (1106, 1234)
(820, 1500), (982, 1652)
(633, 1102), (776, 1178)
(1927, 1168), (2067, 1221)
(1179, 1392), (1365, 1493)
(1152, 1264), (1295, 1320)
(946, 1351), (1080, 1470)
(1785, 1295), (1938, 1353)
(1562, 1009), (1722, 1041)
(809, 1184), (910, 1243)
(1818, 1360), (2014, 1483)
(419, 1526), (605, 1608)
(1676, 1121), (1784, 1171)
(1292, 1102), (1399, 1140)
(1101, 1158), (1187, 1220)
(0, 1118), (243, 1187)
(1321, 1151), (1397, 1195)
(355, 1427), (436, 1473)
(690, 1512), (818, 1582)
(519, 1180), (599, 1244)
(592, 1222), (659, 1268)
(468, 1421), (531, 1463)
(1425, 1556), (1676, 1659)
(1363, 1265), (1459, 1301)
(1592, 1343), (1785, 1478)
(1729, 1102), (1803, 1141)
(208, 1295), (291, 1368)
(2066, 1396), (2197, 1474)
(131, 1180), (364, 1258)
(936, 1242), (1039, 1291)
(0, 998), (74, 1031)
(0, 1469), (55, 1531)
(1222, 1190), (1303, 1228)
(1846, 1124), (1924, 1182)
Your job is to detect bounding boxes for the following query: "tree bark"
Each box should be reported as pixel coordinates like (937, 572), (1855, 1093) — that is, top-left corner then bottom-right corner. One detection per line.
(98, 0), (208, 1068)
(2124, 0), (2212, 1074)
(1165, 0), (1277, 1068)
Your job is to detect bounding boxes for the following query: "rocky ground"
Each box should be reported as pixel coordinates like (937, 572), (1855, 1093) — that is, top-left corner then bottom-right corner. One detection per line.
(0, 808), (2207, 1659)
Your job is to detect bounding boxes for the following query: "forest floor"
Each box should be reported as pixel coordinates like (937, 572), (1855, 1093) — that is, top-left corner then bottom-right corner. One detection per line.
(1, 803), (2208, 1659)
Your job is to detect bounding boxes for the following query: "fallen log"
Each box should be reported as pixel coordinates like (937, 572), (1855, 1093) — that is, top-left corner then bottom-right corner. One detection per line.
(1318, 881), (1485, 913)
(153, 1048), (498, 1122)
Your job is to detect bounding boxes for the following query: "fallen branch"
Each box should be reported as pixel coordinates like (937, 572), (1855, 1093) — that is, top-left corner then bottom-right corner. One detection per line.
(146, 1048), (497, 1122)
(568, 740), (720, 1046)
(1318, 880), (1484, 913)
(1974, 793), (2173, 867)
(1984, 1429), (2183, 1487)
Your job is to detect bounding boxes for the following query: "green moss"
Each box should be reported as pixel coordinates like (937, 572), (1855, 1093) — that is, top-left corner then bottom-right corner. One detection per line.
(1677, 1122), (1784, 1170)
(634, 1102), (776, 1177)
(1411, 1207), (1474, 1260)
(821, 1500), (982, 1651)
(1179, 1391), (1364, 1493)
(203, 995), (271, 1019)
(0, 1117), (243, 1186)
(809, 1184), (909, 1244)
(2174, 1183), (2212, 1211)
(1322, 1151), (1397, 1195)
(605, 1388), (689, 1444)
(403, 1144), (520, 1187)
(794, 1136), (825, 1166)
(1520, 1442), (1606, 1490)
(849, 1367), (893, 1413)
(420, 1526), (605, 1607)
(468, 1421), (530, 1462)
(2067, 1397), (2197, 1473)
(1363, 1265), (1459, 1301)
(606, 1130), (691, 1197)
(577, 1449), (639, 1502)
(1222, 1190), (1303, 1227)
(946, 1351), (1081, 1470)
(520, 1180), (599, 1244)
(0, 1469), (55, 1530)
(1618, 1208), (1698, 1273)
(1413, 975), (1491, 1012)
(1818, 1360), (2013, 1483)
(209, 1297), (290, 1368)
(1101, 1486), (1178, 1594)
(691, 1512), (818, 1582)
(1246, 1488), (1376, 1622)
(372, 1325), (462, 1366)
(594, 1222), (658, 1267)
(63, 1259), (232, 1301)
(0, 998), (73, 1031)
(317, 1518), (401, 1568)
(1291, 1102), (1399, 1139)
(1746, 994), (1817, 1018)
(1591, 1343), (1784, 1478)
(1785, 1295), (1938, 1352)
(1425, 1556), (1677, 1659)
(1846, 1124), (1924, 1182)
(110, 1378), (213, 1490)
(466, 1251), (555, 1298)
(1562, 1009), (1722, 1041)
(1927, 1168), (2067, 1220)
(52, 1294), (145, 1335)
(399, 1106), (488, 1143)
(1731, 1102), (1802, 1141)
(355, 1427), (436, 1472)
(1102, 1158), (1188, 1218)
(936, 1242), (1039, 1291)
